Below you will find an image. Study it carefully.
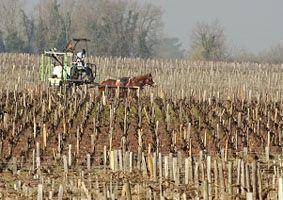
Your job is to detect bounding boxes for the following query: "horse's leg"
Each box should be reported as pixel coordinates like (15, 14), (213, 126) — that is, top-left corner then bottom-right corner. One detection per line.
(133, 88), (141, 101)
(121, 89), (128, 99)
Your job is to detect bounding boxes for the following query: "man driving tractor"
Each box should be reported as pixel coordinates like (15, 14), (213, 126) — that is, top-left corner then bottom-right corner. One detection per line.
(72, 47), (94, 82)
(76, 49), (86, 68)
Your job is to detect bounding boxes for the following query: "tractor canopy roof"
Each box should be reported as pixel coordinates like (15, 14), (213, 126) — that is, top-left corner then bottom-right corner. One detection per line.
(44, 51), (69, 56)
(73, 38), (91, 42)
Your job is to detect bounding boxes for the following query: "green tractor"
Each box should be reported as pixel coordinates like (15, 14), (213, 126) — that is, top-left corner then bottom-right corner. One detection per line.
(39, 38), (96, 86)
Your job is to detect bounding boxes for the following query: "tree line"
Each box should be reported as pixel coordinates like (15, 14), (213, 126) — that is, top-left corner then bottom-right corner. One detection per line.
(0, 0), (281, 63)
(0, 0), (184, 59)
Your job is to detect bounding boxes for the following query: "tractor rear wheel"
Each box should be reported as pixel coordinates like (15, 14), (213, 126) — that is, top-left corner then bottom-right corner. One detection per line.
(81, 67), (94, 82)
(70, 66), (79, 80)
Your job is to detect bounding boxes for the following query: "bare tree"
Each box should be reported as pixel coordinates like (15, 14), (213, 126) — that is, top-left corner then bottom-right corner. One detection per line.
(84, 0), (163, 58)
(0, 0), (33, 52)
(35, 0), (70, 50)
(0, 31), (5, 52)
(155, 37), (185, 59)
(0, 0), (23, 32)
(63, 0), (97, 39)
(258, 44), (283, 64)
(0, 0), (164, 55)
(189, 20), (229, 61)
(134, 2), (163, 57)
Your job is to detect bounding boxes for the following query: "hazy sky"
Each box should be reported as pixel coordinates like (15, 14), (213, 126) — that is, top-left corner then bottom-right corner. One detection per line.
(26, 0), (282, 53)
(148, 0), (283, 53)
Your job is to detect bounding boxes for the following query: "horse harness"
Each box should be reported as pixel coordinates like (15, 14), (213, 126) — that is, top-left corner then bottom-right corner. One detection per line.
(115, 77), (132, 87)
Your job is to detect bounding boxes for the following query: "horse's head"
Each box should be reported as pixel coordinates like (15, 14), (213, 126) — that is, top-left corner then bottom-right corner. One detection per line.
(144, 73), (157, 87)
(127, 73), (157, 89)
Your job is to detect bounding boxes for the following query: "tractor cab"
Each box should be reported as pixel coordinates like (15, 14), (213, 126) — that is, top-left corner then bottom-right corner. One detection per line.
(40, 38), (96, 86)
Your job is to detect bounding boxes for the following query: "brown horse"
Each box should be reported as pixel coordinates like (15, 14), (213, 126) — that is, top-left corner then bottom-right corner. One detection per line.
(100, 73), (156, 89)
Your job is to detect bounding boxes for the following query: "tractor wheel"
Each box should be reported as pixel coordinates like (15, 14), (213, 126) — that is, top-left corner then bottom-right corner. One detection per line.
(81, 67), (94, 82)
(70, 66), (79, 80)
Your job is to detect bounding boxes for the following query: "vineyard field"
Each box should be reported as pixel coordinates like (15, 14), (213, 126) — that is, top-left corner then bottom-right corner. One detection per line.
(0, 54), (282, 199)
